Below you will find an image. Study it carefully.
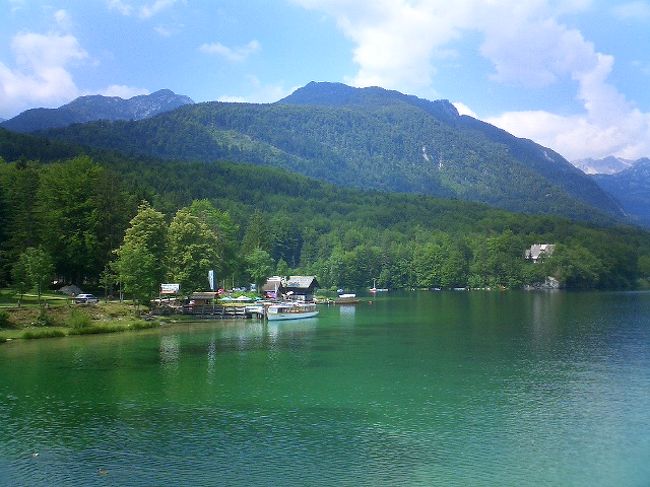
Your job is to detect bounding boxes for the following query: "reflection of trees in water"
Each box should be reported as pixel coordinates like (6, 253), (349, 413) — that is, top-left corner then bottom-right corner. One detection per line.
(531, 291), (562, 349)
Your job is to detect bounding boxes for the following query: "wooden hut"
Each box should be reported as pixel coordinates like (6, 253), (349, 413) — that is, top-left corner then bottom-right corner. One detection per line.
(279, 276), (320, 303)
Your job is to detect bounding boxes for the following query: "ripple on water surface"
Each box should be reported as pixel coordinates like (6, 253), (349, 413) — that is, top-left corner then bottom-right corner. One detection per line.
(1, 291), (650, 486)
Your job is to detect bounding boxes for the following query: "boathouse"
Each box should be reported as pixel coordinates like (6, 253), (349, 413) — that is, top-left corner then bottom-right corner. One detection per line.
(262, 276), (283, 299)
(279, 276), (319, 302)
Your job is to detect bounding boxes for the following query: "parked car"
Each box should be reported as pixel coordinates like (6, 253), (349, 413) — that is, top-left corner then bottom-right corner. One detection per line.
(75, 293), (99, 304)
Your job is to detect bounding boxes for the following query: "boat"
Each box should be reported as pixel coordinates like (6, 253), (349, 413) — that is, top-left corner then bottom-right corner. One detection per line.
(369, 280), (388, 293)
(266, 302), (319, 321)
(334, 293), (359, 304)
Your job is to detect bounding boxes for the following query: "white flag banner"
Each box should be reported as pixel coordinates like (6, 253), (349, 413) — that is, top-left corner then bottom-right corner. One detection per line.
(208, 270), (215, 290)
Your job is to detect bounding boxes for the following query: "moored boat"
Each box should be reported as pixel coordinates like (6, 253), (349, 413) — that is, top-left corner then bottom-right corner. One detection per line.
(334, 293), (359, 304)
(266, 302), (319, 321)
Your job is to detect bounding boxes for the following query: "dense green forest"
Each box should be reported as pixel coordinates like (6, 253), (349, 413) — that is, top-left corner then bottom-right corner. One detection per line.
(1, 127), (648, 299)
(41, 82), (622, 223)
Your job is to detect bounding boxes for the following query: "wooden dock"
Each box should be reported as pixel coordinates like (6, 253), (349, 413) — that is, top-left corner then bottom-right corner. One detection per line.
(177, 304), (264, 319)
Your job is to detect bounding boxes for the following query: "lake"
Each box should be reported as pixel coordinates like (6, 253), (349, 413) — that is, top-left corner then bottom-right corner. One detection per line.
(1, 291), (649, 486)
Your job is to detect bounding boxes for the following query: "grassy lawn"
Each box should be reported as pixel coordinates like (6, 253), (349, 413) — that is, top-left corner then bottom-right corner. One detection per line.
(0, 289), (71, 308)
(0, 289), (160, 340)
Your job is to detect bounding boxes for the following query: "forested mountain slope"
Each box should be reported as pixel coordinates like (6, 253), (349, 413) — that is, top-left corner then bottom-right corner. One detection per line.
(38, 82), (622, 222)
(0, 129), (646, 290)
(1, 89), (193, 133)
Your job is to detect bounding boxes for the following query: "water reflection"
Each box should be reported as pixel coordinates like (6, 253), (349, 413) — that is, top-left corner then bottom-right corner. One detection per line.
(159, 335), (180, 367)
(530, 291), (562, 350)
(2, 291), (650, 486)
(265, 318), (318, 339)
(207, 340), (216, 377)
(338, 304), (356, 324)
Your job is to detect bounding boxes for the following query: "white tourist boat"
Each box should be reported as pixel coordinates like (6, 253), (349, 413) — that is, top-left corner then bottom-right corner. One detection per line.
(266, 302), (319, 321)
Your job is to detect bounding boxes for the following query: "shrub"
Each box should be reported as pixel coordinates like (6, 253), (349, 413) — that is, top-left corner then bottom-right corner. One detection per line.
(68, 308), (92, 329)
(129, 320), (160, 330)
(68, 323), (126, 335)
(35, 308), (58, 327)
(0, 310), (10, 328)
(23, 329), (66, 339)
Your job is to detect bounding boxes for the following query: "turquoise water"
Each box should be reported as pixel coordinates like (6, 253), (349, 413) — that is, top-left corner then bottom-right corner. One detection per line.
(1, 291), (649, 486)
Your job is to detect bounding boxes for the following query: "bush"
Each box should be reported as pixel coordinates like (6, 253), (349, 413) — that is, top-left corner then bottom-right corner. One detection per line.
(23, 329), (66, 339)
(35, 308), (58, 327)
(0, 310), (11, 328)
(129, 320), (160, 330)
(67, 308), (92, 329)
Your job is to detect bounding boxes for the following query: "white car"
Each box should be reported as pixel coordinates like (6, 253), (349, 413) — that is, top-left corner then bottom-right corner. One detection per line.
(75, 293), (99, 304)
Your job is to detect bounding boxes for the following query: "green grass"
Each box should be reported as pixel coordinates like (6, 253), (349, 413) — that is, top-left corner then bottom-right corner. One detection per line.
(67, 308), (92, 329)
(22, 328), (67, 339)
(129, 320), (160, 330)
(68, 323), (127, 335)
(67, 320), (160, 335)
(0, 289), (163, 340)
(0, 310), (10, 328)
(0, 289), (71, 308)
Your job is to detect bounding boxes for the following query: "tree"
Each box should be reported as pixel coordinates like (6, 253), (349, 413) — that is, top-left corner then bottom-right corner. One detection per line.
(270, 212), (302, 266)
(93, 169), (136, 268)
(119, 201), (168, 287)
(241, 210), (271, 255)
(0, 161), (40, 282)
(99, 265), (117, 302)
(113, 242), (157, 308)
(114, 201), (167, 306)
(545, 244), (604, 288)
(36, 156), (104, 283)
(187, 200), (239, 280)
(246, 248), (273, 292)
(275, 257), (290, 277)
(12, 247), (54, 304)
(167, 207), (220, 293)
(639, 255), (650, 279)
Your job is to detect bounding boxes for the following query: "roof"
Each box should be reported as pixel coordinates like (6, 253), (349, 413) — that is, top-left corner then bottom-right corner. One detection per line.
(262, 276), (283, 292)
(525, 243), (556, 260)
(281, 276), (319, 290)
(190, 292), (219, 300)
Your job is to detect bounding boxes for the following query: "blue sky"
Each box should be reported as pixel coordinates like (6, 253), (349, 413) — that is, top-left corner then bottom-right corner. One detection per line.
(2, 1), (650, 161)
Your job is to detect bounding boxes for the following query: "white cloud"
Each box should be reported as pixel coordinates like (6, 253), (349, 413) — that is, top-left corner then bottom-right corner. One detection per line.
(106, 0), (179, 19)
(54, 9), (73, 30)
(483, 13), (650, 160)
(140, 0), (177, 19)
(453, 101), (477, 118)
(99, 84), (150, 98)
(294, 0), (471, 91)
(217, 77), (297, 104)
(199, 40), (260, 62)
(154, 25), (173, 37)
(0, 32), (88, 118)
(294, 0), (650, 159)
(8, 0), (25, 13)
(107, 0), (133, 16)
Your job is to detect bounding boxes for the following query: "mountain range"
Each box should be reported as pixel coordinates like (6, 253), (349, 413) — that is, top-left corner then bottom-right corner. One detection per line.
(592, 158), (650, 226)
(572, 156), (637, 175)
(11, 81), (621, 223)
(0, 89), (193, 133)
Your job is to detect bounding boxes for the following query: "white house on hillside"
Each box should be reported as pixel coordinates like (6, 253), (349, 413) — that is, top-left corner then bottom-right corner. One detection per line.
(525, 244), (556, 263)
